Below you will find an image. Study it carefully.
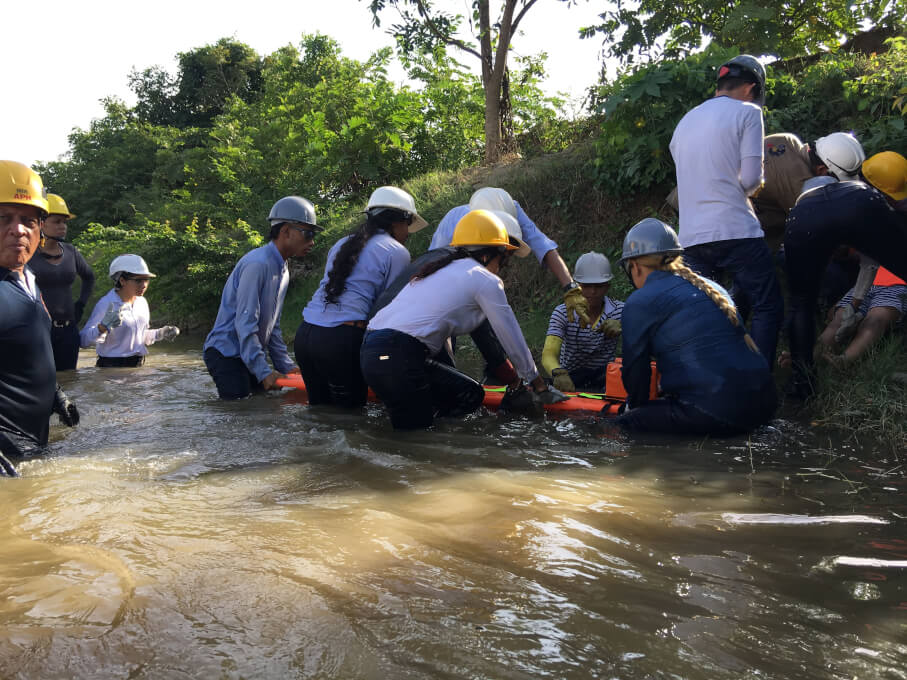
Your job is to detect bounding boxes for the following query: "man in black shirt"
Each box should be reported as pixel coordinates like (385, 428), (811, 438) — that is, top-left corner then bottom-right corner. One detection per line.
(0, 161), (79, 476)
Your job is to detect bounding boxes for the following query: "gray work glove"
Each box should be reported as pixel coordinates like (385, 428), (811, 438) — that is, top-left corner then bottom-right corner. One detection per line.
(834, 305), (864, 345)
(158, 326), (180, 342)
(52, 385), (80, 427)
(597, 319), (622, 338)
(532, 385), (568, 405)
(551, 368), (576, 393)
(100, 302), (124, 331)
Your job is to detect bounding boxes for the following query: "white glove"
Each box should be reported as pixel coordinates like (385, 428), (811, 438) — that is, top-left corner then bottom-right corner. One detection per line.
(533, 385), (569, 405)
(835, 305), (864, 345)
(100, 302), (124, 331)
(158, 326), (180, 342)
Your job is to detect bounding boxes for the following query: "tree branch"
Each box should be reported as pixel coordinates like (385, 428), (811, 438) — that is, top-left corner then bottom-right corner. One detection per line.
(510, 0), (539, 33)
(414, 0), (483, 61)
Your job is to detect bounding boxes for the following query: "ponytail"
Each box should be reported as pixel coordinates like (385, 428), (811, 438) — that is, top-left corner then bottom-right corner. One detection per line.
(412, 246), (506, 281)
(636, 255), (760, 354)
(324, 212), (398, 304)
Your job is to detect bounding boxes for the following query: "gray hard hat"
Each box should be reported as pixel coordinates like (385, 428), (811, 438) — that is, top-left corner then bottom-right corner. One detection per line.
(718, 55), (766, 106)
(620, 218), (683, 263)
(268, 196), (319, 229)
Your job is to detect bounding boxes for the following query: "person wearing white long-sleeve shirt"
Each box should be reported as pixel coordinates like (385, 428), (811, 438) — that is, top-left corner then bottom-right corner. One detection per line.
(669, 54), (783, 367)
(360, 210), (566, 429)
(204, 196), (318, 399)
(80, 254), (179, 368)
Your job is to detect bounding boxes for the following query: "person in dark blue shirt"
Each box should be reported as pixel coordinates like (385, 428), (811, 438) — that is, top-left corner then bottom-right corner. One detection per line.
(616, 218), (776, 436)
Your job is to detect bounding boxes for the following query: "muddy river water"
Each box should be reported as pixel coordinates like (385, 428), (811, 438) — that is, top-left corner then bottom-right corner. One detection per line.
(1, 341), (905, 679)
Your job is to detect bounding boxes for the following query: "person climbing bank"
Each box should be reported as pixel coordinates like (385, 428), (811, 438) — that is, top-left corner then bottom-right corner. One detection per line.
(81, 254), (179, 367)
(361, 209), (567, 430)
(27, 193), (95, 370)
(296, 186), (424, 408)
(616, 218), (776, 435)
(430, 186), (592, 328)
(204, 196), (317, 399)
(542, 251), (623, 393)
(0, 161), (79, 476)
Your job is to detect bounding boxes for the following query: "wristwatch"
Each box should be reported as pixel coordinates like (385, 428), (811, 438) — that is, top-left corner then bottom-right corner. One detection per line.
(563, 280), (580, 292)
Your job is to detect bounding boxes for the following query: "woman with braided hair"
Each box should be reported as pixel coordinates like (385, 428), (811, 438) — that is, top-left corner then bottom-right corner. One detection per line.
(616, 218), (776, 435)
(296, 187), (426, 408)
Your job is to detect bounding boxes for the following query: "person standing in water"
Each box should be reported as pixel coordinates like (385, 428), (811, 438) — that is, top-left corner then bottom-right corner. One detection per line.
(0, 161), (79, 476)
(27, 193), (95, 370)
(204, 196), (318, 399)
(80, 254), (179, 367)
(296, 186), (425, 408)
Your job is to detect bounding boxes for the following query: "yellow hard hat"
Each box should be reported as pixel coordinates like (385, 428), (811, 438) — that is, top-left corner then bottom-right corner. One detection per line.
(46, 193), (75, 219)
(449, 209), (518, 251)
(0, 160), (49, 214)
(862, 151), (907, 201)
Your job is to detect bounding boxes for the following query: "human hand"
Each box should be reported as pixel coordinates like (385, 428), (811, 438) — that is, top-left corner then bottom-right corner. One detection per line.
(52, 386), (80, 427)
(261, 371), (285, 390)
(597, 319), (622, 338)
(551, 368), (576, 392)
(500, 381), (539, 415)
(532, 384), (568, 405)
(834, 305), (864, 345)
(100, 302), (124, 332)
(564, 287), (591, 328)
(159, 326), (180, 342)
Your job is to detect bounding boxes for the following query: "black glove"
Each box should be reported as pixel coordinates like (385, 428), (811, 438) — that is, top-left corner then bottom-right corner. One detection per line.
(73, 301), (86, 325)
(52, 385), (80, 427)
(500, 382), (543, 417)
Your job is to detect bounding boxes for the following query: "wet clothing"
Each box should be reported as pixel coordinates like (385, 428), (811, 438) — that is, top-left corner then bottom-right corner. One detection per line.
(617, 270), (776, 435)
(0, 267), (56, 446)
(81, 289), (167, 362)
(545, 298), (623, 390)
(429, 202), (558, 263)
(362, 257), (539, 428)
(752, 133), (815, 244)
(298, 232), (410, 407)
(670, 95), (765, 248)
(784, 180), (907, 392)
(203, 347), (262, 400)
(28, 243), (95, 370)
(359, 329), (485, 429)
(204, 241), (295, 397)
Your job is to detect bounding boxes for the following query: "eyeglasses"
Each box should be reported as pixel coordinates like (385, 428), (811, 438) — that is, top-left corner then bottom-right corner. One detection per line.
(124, 276), (151, 284)
(288, 224), (317, 241)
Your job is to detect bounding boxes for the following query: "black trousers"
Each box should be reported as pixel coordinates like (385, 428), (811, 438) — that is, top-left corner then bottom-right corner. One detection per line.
(616, 396), (774, 436)
(360, 329), (485, 429)
(295, 321), (368, 409)
(50, 322), (80, 371)
(96, 355), (145, 368)
(785, 183), (907, 390)
(203, 347), (262, 400)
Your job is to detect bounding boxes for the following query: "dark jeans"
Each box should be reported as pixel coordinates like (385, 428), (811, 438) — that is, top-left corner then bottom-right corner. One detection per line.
(295, 321), (367, 409)
(203, 347), (262, 400)
(785, 184), (907, 392)
(50, 322), (80, 371)
(96, 355), (145, 368)
(617, 397), (766, 436)
(682, 238), (784, 368)
(360, 329), (484, 430)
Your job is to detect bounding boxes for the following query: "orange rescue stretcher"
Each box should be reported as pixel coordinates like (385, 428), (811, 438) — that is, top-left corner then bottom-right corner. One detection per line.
(277, 358), (659, 416)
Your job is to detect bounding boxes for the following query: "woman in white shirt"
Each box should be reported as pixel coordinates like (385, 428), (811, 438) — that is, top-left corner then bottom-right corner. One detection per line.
(361, 210), (566, 429)
(80, 254), (179, 367)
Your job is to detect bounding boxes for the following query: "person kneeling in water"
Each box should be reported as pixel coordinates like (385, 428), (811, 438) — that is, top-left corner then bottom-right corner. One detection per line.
(80, 254), (179, 368)
(617, 218), (776, 435)
(361, 210), (567, 429)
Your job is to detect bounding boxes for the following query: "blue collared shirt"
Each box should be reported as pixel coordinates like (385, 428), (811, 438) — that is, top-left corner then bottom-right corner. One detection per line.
(303, 232), (410, 326)
(204, 241), (295, 381)
(429, 202), (558, 263)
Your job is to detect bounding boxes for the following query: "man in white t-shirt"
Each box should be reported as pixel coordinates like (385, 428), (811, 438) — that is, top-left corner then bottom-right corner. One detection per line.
(669, 55), (784, 368)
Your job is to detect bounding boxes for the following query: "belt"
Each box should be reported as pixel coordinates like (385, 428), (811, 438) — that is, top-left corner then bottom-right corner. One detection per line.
(341, 320), (367, 329)
(52, 320), (73, 328)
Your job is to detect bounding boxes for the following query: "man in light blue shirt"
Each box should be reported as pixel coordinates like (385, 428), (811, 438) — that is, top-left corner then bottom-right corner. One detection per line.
(203, 196), (319, 399)
(429, 187), (591, 326)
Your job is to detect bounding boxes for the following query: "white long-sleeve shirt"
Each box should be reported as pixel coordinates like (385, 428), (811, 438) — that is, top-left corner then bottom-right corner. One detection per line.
(80, 289), (165, 357)
(368, 257), (540, 381)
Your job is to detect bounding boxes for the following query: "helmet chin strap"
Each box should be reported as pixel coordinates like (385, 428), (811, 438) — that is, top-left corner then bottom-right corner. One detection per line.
(46, 234), (66, 243)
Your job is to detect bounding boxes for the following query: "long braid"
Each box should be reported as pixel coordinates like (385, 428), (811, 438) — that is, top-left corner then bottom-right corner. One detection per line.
(324, 215), (390, 304)
(637, 255), (760, 354)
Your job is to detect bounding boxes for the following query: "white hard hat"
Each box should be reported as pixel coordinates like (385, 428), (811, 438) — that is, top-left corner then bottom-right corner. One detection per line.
(109, 254), (156, 281)
(490, 210), (530, 258)
(574, 251), (613, 283)
(366, 186), (428, 233)
(469, 187), (517, 219)
(814, 133), (866, 180)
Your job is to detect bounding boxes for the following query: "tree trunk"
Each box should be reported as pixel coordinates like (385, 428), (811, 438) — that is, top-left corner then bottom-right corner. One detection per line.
(479, 0), (518, 165)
